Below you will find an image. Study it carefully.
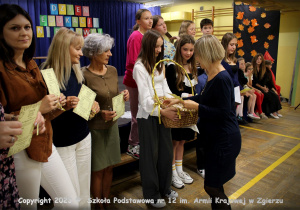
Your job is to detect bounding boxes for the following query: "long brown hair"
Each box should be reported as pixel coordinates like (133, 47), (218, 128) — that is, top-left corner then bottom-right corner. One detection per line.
(174, 34), (197, 91)
(252, 53), (266, 80)
(221, 32), (237, 63)
(137, 30), (164, 75)
(132, 9), (150, 31)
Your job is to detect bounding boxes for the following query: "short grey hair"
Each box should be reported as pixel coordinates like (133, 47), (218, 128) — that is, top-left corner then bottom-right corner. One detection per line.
(82, 33), (114, 59)
(194, 35), (224, 68)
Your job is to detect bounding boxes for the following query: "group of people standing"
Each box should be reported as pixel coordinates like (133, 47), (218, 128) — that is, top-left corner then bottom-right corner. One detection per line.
(0, 4), (281, 210)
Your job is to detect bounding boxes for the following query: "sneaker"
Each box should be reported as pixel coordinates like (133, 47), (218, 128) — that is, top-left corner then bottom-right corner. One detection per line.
(172, 174), (185, 189)
(165, 189), (178, 198)
(197, 169), (205, 179)
(270, 113), (279, 119)
(247, 113), (260, 120)
(150, 199), (166, 208)
(277, 112), (283, 117)
(260, 113), (268, 119)
(126, 145), (140, 159)
(177, 171), (194, 184)
(237, 116), (248, 125)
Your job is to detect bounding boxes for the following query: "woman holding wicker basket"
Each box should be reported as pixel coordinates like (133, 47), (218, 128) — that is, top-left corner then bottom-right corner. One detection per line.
(132, 29), (181, 208)
(164, 35), (241, 210)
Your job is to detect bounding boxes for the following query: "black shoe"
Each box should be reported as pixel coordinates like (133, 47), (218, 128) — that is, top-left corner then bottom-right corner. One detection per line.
(237, 116), (248, 125)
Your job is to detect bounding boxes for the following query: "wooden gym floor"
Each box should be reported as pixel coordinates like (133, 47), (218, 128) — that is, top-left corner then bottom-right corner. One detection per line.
(108, 102), (300, 209)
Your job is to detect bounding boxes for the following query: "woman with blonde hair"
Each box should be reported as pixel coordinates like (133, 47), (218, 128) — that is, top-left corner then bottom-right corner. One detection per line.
(42, 27), (100, 208)
(251, 53), (281, 118)
(165, 35), (241, 209)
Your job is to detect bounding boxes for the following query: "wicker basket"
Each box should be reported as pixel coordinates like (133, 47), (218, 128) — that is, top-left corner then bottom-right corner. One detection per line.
(151, 59), (198, 128)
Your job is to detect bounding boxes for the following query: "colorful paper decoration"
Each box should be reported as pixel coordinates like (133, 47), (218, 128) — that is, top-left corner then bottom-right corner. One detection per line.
(87, 18), (93, 28)
(54, 27), (61, 35)
(237, 49), (245, 57)
(90, 28), (97, 34)
(250, 35), (258, 44)
(67, 5), (74, 15)
(93, 18), (99, 28)
(243, 19), (250, 26)
(36, 26), (44, 38)
(48, 16), (56, 27)
(58, 4), (67, 15)
(237, 39), (244, 48)
(46, 27), (50, 38)
(83, 28), (90, 37)
(40, 15), (48, 26)
(97, 28), (103, 34)
(50, 4), (58, 15)
(76, 28), (83, 35)
(75, 5), (82, 16)
(236, 12), (244, 20)
(82, 6), (90, 16)
(72, 17), (79, 27)
(64, 16), (72, 27)
(70, 28), (75, 31)
(56, 16), (64, 27)
(79, 17), (86, 27)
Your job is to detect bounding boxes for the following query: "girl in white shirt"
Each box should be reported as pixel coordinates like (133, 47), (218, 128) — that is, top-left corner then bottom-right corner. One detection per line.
(133, 30), (179, 208)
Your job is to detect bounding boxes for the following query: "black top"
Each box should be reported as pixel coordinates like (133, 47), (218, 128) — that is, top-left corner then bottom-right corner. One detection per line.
(187, 70), (241, 187)
(238, 69), (248, 86)
(166, 64), (195, 97)
(188, 70), (240, 142)
(252, 68), (275, 90)
(51, 70), (90, 147)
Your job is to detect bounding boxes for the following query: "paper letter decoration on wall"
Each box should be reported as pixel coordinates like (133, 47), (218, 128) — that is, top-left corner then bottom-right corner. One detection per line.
(67, 5), (74, 15)
(97, 28), (103, 34)
(93, 18), (99, 28)
(64, 16), (72, 27)
(76, 28), (83, 35)
(58, 4), (66, 15)
(82, 6), (90, 16)
(72, 17), (79, 27)
(79, 17), (86, 27)
(90, 28), (97, 34)
(36, 26), (44, 38)
(83, 28), (90, 37)
(75, 5), (82, 16)
(46, 27), (50, 38)
(54, 27), (60, 35)
(56, 16), (64, 27)
(48, 16), (56, 27)
(40, 15), (47, 26)
(50, 4), (58, 15)
(87, 18), (93, 28)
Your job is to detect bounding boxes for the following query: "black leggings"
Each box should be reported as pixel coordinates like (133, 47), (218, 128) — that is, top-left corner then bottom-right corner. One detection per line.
(204, 185), (231, 209)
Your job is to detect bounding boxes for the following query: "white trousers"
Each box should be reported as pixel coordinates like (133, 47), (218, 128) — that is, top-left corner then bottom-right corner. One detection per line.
(14, 144), (79, 209)
(56, 133), (91, 209)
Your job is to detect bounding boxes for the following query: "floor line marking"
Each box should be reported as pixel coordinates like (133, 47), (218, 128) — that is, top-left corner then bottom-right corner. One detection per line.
(240, 125), (300, 141)
(229, 143), (300, 200)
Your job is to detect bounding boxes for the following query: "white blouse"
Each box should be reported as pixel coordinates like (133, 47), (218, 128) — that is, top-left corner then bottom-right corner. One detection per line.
(133, 59), (173, 119)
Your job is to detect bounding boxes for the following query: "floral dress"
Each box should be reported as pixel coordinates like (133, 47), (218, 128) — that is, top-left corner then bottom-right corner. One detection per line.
(0, 103), (20, 209)
(164, 39), (176, 64)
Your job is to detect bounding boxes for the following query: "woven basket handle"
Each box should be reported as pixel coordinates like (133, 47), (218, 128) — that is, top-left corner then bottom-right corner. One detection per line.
(151, 59), (195, 123)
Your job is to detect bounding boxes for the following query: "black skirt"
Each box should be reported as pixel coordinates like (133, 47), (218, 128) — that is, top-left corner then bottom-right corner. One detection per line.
(171, 127), (196, 141)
